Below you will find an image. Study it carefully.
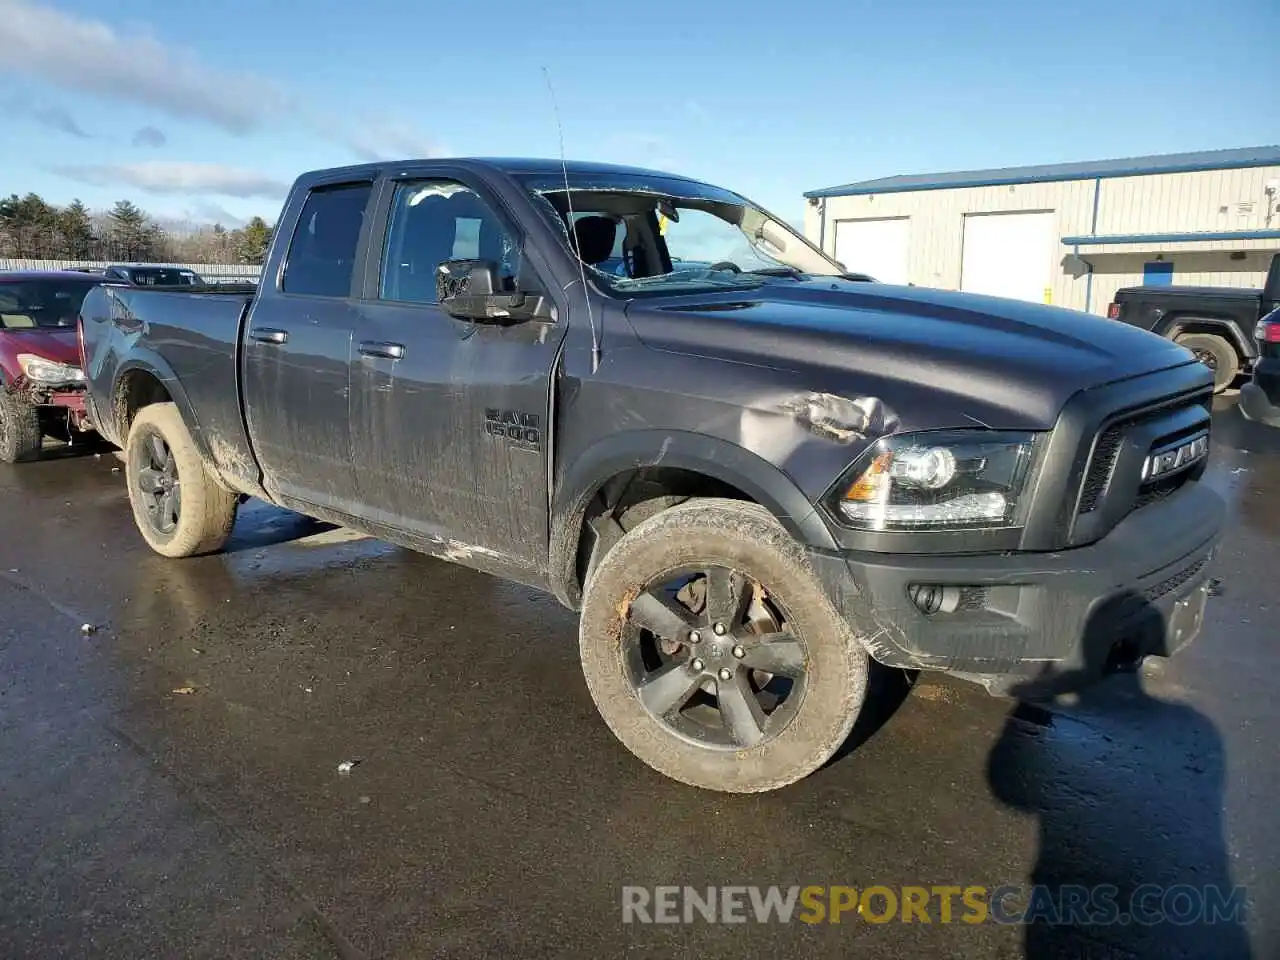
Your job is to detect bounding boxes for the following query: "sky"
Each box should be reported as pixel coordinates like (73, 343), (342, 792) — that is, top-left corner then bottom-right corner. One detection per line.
(1, 0), (1276, 229)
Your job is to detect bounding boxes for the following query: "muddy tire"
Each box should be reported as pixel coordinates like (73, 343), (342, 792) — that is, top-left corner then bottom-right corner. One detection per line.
(1176, 333), (1239, 394)
(124, 402), (237, 557)
(579, 497), (870, 792)
(0, 390), (42, 463)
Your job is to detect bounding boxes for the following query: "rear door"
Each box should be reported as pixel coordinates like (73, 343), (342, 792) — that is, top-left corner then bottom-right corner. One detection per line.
(349, 173), (567, 570)
(241, 179), (374, 511)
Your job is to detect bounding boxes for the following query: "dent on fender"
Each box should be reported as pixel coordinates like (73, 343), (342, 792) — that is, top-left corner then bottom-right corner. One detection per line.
(738, 391), (900, 463)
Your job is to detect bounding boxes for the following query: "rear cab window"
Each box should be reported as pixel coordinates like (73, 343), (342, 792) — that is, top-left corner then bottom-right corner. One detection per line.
(282, 182), (373, 298)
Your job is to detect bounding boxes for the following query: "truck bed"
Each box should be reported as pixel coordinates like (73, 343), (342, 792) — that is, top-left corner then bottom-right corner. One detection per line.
(80, 284), (260, 490)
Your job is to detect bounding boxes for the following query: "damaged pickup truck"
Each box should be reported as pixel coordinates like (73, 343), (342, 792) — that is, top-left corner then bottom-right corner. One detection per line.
(1, 271), (104, 462)
(79, 158), (1225, 793)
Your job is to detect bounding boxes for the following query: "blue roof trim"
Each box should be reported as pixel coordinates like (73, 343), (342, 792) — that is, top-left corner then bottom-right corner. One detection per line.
(804, 145), (1280, 198)
(1061, 229), (1280, 246)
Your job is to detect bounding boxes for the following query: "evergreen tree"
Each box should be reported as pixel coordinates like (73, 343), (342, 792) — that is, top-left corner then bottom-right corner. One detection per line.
(0, 191), (272, 263)
(108, 199), (151, 260)
(59, 199), (95, 260)
(234, 216), (273, 265)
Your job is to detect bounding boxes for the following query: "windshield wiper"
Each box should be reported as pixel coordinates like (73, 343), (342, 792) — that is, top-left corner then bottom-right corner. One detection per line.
(747, 266), (805, 278)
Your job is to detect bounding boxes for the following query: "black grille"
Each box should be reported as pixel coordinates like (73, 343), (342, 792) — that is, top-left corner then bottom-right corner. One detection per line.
(1076, 393), (1210, 521)
(1133, 472), (1192, 511)
(1142, 556), (1208, 603)
(1078, 425), (1124, 513)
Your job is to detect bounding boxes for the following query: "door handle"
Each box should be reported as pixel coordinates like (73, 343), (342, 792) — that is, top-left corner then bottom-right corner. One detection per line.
(249, 328), (289, 344)
(358, 341), (406, 360)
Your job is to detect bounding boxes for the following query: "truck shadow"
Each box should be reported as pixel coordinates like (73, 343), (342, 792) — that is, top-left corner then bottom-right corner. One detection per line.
(827, 661), (919, 763)
(220, 499), (338, 555)
(986, 592), (1253, 959)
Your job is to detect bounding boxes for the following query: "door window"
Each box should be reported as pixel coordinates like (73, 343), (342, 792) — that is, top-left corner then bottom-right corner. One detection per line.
(282, 182), (372, 298)
(379, 180), (521, 304)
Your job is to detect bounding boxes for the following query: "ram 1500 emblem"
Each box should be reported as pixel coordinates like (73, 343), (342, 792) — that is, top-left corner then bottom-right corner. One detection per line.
(485, 408), (541, 449)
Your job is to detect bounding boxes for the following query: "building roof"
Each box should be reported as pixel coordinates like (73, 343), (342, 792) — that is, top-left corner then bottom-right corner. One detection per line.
(804, 145), (1280, 199)
(1061, 229), (1280, 247)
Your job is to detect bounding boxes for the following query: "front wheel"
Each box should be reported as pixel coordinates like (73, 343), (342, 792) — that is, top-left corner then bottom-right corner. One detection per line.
(124, 402), (238, 557)
(578, 498), (870, 792)
(0, 391), (42, 463)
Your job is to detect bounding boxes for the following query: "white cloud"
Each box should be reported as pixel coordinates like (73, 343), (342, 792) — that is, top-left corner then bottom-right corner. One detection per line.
(0, 0), (288, 133)
(0, 0), (440, 159)
(50, 161), (290, 199)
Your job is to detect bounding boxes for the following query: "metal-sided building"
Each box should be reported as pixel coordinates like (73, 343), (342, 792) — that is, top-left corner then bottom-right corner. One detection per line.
(802, 145), (1280, 315)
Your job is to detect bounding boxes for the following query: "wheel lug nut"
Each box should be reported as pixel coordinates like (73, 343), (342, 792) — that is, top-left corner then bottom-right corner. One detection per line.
(691, 658), (704, 672)
(732, 645), (745, 658)
(689, 630), (701, 644)
(713, 623), (727, 635)
(718, 668), (732, 681)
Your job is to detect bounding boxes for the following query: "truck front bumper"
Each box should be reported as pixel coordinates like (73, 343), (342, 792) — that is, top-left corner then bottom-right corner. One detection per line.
(806, 481), (1225, 698)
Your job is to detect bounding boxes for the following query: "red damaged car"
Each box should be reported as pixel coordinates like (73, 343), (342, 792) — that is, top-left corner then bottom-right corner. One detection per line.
(0, 271), (105, 462)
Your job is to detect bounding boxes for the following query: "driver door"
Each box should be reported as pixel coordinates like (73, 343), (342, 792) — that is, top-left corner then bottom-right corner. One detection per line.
(349, 176), (567, 570)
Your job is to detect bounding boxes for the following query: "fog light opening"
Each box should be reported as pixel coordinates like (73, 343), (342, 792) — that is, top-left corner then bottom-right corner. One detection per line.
(908, 583), (961, 615)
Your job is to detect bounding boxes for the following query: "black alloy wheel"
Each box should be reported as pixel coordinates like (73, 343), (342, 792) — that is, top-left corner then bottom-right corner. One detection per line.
(623, 564), (808, 749)
(134, 430), (182, 536)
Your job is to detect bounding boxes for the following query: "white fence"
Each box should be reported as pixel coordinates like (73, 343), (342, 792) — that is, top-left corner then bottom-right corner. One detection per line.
(0, 258), (262, 283)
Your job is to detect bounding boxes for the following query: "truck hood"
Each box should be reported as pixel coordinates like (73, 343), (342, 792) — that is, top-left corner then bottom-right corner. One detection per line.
(0, 327), (82, 368)
(625, 279), (1198, 430)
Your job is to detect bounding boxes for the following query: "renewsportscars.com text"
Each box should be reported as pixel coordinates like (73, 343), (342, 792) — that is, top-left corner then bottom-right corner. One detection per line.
(621, 884), (1247, 926)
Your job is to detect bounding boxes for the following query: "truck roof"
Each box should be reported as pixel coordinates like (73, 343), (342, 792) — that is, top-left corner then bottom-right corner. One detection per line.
(294, 157), (706, 187)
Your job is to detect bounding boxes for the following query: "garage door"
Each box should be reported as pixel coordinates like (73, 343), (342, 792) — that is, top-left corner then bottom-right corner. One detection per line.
(834, 218), (910, 285)
(960, 211), (1055, 303)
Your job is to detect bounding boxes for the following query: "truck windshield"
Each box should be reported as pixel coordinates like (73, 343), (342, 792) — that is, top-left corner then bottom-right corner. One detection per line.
(0, 279), (96, 329)
(518, 172), (842, 296)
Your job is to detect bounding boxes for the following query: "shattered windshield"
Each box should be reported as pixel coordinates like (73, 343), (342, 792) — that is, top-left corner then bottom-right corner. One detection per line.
(518, 172), (842, 296)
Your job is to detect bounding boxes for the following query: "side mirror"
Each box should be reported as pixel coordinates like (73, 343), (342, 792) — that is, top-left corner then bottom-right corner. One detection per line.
(436, 258), (555, 324)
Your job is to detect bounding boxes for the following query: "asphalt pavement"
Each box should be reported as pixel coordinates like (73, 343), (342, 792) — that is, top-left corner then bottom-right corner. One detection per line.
(1, 398), (1277, 959)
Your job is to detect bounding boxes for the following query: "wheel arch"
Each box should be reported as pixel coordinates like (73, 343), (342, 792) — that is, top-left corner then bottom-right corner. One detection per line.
(1157, 314), (1255, 361)
(110, 355), (212, 462)
(548, 429), (837, 610)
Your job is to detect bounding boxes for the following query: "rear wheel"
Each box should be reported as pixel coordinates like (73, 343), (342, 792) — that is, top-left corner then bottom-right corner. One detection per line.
(1176, 332), (1239, 394)
(124, 403), (237, 557)
(578, 498), (870, 792)
(0, 391), (42, 463)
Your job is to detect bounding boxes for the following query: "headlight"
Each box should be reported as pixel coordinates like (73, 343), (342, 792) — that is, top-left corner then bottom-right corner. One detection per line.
(17, 354), (85, 385)
(833, 430), (1041, 530)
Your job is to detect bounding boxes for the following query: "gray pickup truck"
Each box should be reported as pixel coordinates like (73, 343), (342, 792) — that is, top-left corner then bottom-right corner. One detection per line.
(79, 158), (1225, 793)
